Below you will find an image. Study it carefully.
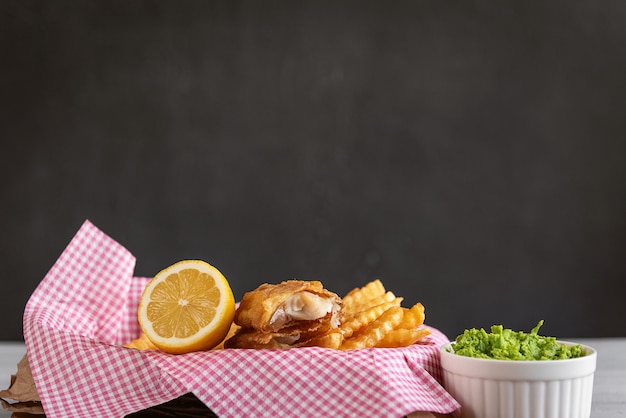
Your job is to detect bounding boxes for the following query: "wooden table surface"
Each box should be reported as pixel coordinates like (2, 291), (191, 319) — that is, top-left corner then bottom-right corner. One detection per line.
(1, 338), (625, 417)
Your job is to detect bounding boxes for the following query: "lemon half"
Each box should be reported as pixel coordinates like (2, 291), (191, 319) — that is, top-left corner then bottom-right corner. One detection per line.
(138, 260), (235, 354)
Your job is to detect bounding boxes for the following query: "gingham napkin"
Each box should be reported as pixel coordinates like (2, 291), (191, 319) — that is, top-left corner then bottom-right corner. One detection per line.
(23, 220), (460, 418)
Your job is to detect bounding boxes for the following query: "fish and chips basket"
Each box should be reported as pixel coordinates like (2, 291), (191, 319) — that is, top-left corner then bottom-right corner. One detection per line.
(4, 220), (460, 417)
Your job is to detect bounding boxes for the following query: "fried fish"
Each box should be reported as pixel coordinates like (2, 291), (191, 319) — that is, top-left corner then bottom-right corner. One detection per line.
(226, 280), (342, 349)
(234, 280), (341, 332)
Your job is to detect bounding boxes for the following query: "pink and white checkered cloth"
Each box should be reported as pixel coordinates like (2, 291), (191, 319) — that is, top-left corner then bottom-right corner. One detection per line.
(23, 220), (460, 418)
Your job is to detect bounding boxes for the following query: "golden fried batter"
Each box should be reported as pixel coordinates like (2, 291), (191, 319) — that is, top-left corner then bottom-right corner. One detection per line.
(234, 280), (341, 332)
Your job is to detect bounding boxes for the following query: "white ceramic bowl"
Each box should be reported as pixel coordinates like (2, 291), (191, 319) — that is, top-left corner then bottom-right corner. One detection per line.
(440, 341), (597, 418)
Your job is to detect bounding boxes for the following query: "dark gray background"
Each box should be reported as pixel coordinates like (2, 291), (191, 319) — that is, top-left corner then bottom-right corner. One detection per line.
(2, 1), (625, 342)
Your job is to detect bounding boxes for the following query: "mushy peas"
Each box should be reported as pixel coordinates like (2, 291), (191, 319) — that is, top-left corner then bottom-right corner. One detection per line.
(451, 320), (584, 360)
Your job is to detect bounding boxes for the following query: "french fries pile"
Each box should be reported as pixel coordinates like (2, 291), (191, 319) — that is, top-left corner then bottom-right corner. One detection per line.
(338, 279), (430, 350)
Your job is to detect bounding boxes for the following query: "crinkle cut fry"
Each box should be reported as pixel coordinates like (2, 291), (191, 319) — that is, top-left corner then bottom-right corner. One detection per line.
(345, 291), (399, 318)
(340, 298), (403, 338)
(376, 327), (431, 348)
(340, 306), (404, 350)
(373, 303), (429, 347)
(341, 279), (385, 312)
(123, 333), (158, 350)
(299, 330), (344, 349)
(400, 303), (426, 329)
